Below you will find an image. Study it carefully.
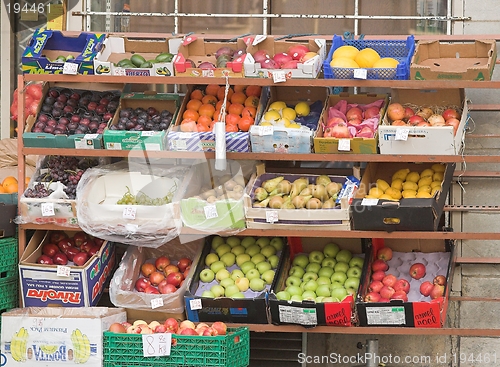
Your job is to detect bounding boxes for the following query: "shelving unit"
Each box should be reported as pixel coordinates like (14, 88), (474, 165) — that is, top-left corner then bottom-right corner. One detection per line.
(15, 53), (500, 336)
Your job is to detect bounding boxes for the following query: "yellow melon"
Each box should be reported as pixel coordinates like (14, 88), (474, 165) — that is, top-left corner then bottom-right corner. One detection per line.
(332, 45), (359, 60)
(373, 57), (399, 68)
(354, 48), (381, 68)
(330, 57), (359, 69)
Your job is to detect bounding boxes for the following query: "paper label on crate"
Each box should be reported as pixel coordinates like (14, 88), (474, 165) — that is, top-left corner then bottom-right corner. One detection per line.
(122, 206), (137, 219)
(353, 68), (368, 79)
(84, 134), (99, 140)
(106, 142), (122, 150)
(56, 265), (71, 277)
(173, 140), (188, 150)
(272, 71), (287, 83)
(252, 35), (267, 45)
(204, 204), (218, 219)
(202, 69), (215, 77)
(258, 125), (274, 136)
(63, 62), (78, 75)
(365, 306), (406, 325)
(144, 143), (161, 151)
(338, 139), (351, 151)
(142, 333), (172, 357)
(179, 132), (193, 139)
(395, 128), (409, 141)
(361, 198), (379, 206)
(266, 210), (279, 223)
(278, 305), (317, 325)
(141, 131), (156, 137)
(113, 67), (127, 76)
(190, 298), (203, 310)
(41, 202), (55, 216)
(151, 297), (164, 309)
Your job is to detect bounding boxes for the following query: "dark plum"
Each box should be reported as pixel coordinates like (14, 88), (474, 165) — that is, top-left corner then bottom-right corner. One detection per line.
(119, 109), (131, 119)
(117, 123), (126, 130)
(51, 109), (63, 118)
(151, 115), (161, 124)
(147, 107), (158, 116)
(79, 98), (90, 107)
(43, 126), (55, 133)
(66, 99), (78, 108)
(67, 122), (79, 131)
(145, 121), (155, 130)
(63, 105), (74, 114)
(48, 89), (60, 98)
(41, 104), (53, 113)
(125, 121), (136, 130)
(34, 121), (46, 130)
(70, 92), (81, 100)
(44, 96), (56, 105)
(159, 122), (169, 130)
(56, 94), (68, 104)
(59, 117), (70, 125)
(47, 119), (57, 127)
(53, 101), (65, 110)
(136, 118), (147, 126)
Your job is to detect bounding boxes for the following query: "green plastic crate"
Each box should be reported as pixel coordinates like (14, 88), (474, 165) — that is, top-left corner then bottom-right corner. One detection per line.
(0, 276), (20, 333)
(0, 237), (18, 280)
(103, 327), (249, 367)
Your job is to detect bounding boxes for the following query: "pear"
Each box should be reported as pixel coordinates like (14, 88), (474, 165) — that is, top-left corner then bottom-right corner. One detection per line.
(305, 197), (323, 209)
(312, 184), (328, 202)
(292, 195), (312, 209)
(322, 197), (336, 209)
(316, 175), (332, 186)
(326, 182), (342, 198)
(281, 201), (296, 209)
(290, 178), (309, 199)
(299, 187), (313, 196)
(254, 187), (269, 202)
(201, 189), (217, 200)
(232, 184), (244, 193)
(262, 176), (285, 193)
(224, 179), (238, 191)
(269, 180), (292, 196)
(253, 197), (271, 208)
(214, 185), (225, 197)
(269, 195), (284, 209)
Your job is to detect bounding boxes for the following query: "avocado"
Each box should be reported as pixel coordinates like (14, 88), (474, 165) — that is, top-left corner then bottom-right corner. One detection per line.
(117, 58), (133, 67)
(130, 54), (146, 67)
(139, 61), (153, 68)
(155, 52), (174, 63)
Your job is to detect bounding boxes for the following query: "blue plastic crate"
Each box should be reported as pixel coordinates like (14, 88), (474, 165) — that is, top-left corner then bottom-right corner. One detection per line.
(323, 35), (415, 80)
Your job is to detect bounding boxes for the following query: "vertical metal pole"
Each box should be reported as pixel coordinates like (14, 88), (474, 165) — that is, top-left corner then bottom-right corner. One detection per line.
(446, 0), (452, 35)
(354, 0), (359, 35)
(262, 0), (269, 35)
(1, 0), (13, 138)
(174, 0), (179, 35)
(85, 0), (91, 31)
(105, 0), (111, 32)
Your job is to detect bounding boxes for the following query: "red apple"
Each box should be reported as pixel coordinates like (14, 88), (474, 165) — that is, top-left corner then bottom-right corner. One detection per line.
(391, 119), (407, 126)
(65, 246), (79, 261)
(419, 281), (434, 297)
(80, 239), (95, 253)
(166, 272), (183, 287)
(203, 327), (219, 336)
(391, 290), (408, 302)
(155, 256), (171, 272)
(372, 259), (389, 272)
(371, 270), (386, 282)
(180, 328), (197, 336)
(287, 44), (309, 61)
(377, 247), (393, 261)
(42, 243), (59, 258)
(403, 107), (415, 120)
(179, 320), (196, 330)
(393, 279), (410, 293)
(211, 321), (227, 336)
(364, 292), (381, 303)
(135, 278), (151, 292)
(380, 285), (395, 299)
(433, 275), (447, 286)
(57, 239), (72, 253)
(382, 274), (397, 287)
(326, 117), (345, 128)
(407, 115), (425, 126)
(141, 263), (156, 277)
(442, 108), (460, 121)
(409, 263), (426, 280)
(53, 252), (68, 265)
(93, 237), (105, 247)
(430, 284), (445, 299)
(164, 264), (180, 276)
(88, 246), (101, 257)
(164, 318), (179, 333)
(73, 252), (89, 266)
(109, 323), (127, 333)
(36, 254), (54, 265)
(50, 231), (68, 244)
(144, 285), (160, 294)
(368, 280), (383, 293)
(72, 231), (88, 247)
(158, 279), (177, 294)
(149, 271), (165, 286)
(177, 257), (192, 273)
(154, 324), (168, 333)
(363, 106), (380, 119)
(387, 103), (405, 121)
(445, 118), (460, 136)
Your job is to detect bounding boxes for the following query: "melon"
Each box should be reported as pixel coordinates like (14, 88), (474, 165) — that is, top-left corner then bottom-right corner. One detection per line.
(330, 57), (359, 68)
(332, 45), (359, 60)
(373, 57), (400, 68)
(354, 48), (381, 68)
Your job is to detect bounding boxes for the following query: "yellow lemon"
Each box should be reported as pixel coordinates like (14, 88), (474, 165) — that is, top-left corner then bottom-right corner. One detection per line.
(392, 168), (410, 182)
(431, 187), (440, 195)
(433, 172), (444, 182)
(364, 195), (379, 200)
(405, 172), (420, 183)
(259, 121), (273, 126)
(432, 163), (446, 173)
(276, 118), (292, 127)
(269, 101), (287, 111)
(295, 102), (310, 117)
(376, 179), (390, 192)
(418, 185), (432, 194)
(368, 187), (385, 198)
(385, 187), (402, 200)
(288, 123), (301, 129)
(431, 181), (442, 189)
(330, 57), (359, 69)
(402, 181), (418, 192)
(354, 48), (381, 68)
(402, 190), (417, 198)
(263, 110), (281, 122)
(282, 107), (297, 121)
(332, 45), (359, 60)
(372, 57), (399, 68)
(391, 178), (404, 191)
(379, 194), (397, 201)
(418, 176), (432, 187)
(416, 191), (433, 198)
(420, 168), (435, 178)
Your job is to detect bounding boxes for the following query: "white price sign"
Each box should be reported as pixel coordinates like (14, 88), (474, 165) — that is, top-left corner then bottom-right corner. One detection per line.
(259, 126), (274, 136)
(361, 198), (379, 206)
(151, 298), (164, 309)
(395, 128), (409, 141)
(204, 204), (218, 219)
(272, 71), (287, 83)
(141, 131), (156, 137)
(189, 298), (202, 311)
(63, 62), (78, 75)
(83, 134), (99, 140)
(266, 210), (279, 223)
(142, 333), (171, 357)
(338, 139), (351, 151)
(353, 68), (368, 79)
(41, 202), (55, 217)
(56, 266), (71, 277)
(122, 206), (137, 219)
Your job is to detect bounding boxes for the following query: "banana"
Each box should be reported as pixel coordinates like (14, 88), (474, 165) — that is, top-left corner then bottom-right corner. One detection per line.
(72, 329), (86, 363)
(19, 327), (29, 362)
(80, 333), (91, 363)
(10, 329), (22, 362)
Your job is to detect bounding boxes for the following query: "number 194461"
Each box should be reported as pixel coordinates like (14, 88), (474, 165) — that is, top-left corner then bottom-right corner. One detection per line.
(6, 3), (52, 14)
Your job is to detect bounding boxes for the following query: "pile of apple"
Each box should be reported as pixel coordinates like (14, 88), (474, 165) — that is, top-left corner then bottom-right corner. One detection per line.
(251, 44), (318, 70)
(36, 230), (104, 267)
(275, 242), (364, 303)
(386, 102), (461, 136)
(109, 318), (228, 337)
(135, 256), (193, 294)
(323, 102), (383, 139)
(197, 236), (284, 298)
(364, 247), (447, 303)
(193, 173), (247, 204)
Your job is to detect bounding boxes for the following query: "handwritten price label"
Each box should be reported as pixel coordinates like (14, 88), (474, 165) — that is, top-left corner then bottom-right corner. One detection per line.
(122, 206), (137, 219)
(395, 128), (409, 141)
(361, 198), (379, 206)
(151, 298), (164, 309)
(142, 333), (171, 357)
(353, 68), (367, 79)
(338, 139), (351, 152)
(41, 202), (55, 217)
(272, 71), (287, 83)
(204, 205), (218, 219)
(259, 126), (274, 136)
(266, 210), (279, 223)
(189, 298), (202, 310)
(56, 266), (71, 277)
(63, 62), (78, 75)
(141, 131), (156, 137)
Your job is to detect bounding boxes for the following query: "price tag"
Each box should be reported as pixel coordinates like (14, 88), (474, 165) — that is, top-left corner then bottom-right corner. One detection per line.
(190, 298), (202, 310)
(141, 131), (156, 137)
(41, 202), (55, 217)
(174, 140), (187, 150)
(353, 68), (367, 79)
(179, 132), (193, 139)
(204, 204), (218, 219)
(114, 67), (126, 76)
(259, 125), (274, 136)
(56, 265), (71, 277)
(122, 206), (136, 219)
(272, 71), (287, 83)
(202, 69), (215, 77)
(142, 333), (171, 357)
(84, 134), (99, 140)
(151, 297), (164, 309)
(361, 198), (379, 206)
(266, 210), (279, 223)
(338, 139), (351, 151)
(63, 62), (78, 75)
(395, 128), (409, 141)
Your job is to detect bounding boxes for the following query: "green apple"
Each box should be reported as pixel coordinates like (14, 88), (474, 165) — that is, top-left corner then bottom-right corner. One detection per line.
(250, 278), (266, 292)
(346, 266), (362, 279)
(220, 252), (236, 267)
(240, 261), (256, 275)
(330, 281), (344, 290)
(303, 279), (318, 292)
(308, 250), (324, 264)
(236, 254), (251, 267)
(216, 244), (232, 257)
(288, 266), (305, 279)
(322, 296), (335, 303)
(315, 296), (324, 303)
(323, 242), (340, 258)
(268, 255), (280, 269)
(292, 254), (309, 268)
(276, 290), (291, 301)
(199, 268), (215, 283)
(316, 284), (331, 297)
(336, 249), (353, 263)
(235, 277), (250, 292)
(231, 269), (245, 281)
(232, 292), (245, 299)
(245, 245), (261, 257)
(251, 253), (266, 265)
(231, 245), (246, 256)
(261, 269), (275, 285)
(246, 268), (261, 280)
(321, 257), (336, 269)
(255, 237), (271, 248)
(205, 253), (219, 267)
(331, 271), (347, 285)
(225, 284), (240, 297)
(286, 285), (303, 296)
(210, 284), (225, 297)
(318, 267), (334, 279)
(270, 237), (284, 251)
(317, 276), (331, 286)
(344, 277), (360, 290)
(349, 256), (364, 269)
(216, 269), (231, 282)
(301, 290), (316, 300)
(285, 275), (302, 287)
(219, 277), (234, 289)
(256, 261), (272, 274)
(334, 261), (349, 274)
(306, 262), (321, 274)
(260, 245), (276, 258)
(211, 236), (225, 250)
(346, 288), (357, 298)
(201, 290), (215, 298)
(302, 271), (318, 282)
(226, 236), (241, 248)
(290, 294), (303, 302)
(331, 287), (348, 301)
(210, 260), (226, 274)
(240, 237), (256, 248)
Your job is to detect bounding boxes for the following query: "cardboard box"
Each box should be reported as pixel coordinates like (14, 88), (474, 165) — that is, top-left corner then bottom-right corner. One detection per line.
(378, 89), (468, 155)
(94, 35), (176, 77)
(249, 86), (327, 154)
(411, 39), (497, 81)
(313, 93), (389, 154)
(103, 91), (181, 151)
(19, 230), (116, 307)
(269, 237), (365, 327)
(173, 36), (248, 77)
(0, 194), (17, 238)
(356, 238), (456, 327)
(184, 237), (287, 324)
(351, 162), (455, 231)
(244, 164), (351, 230)
(19, 193), (78, 227)
(244, 36), (327, 79)
(22, 28), (104, 75)
(1, 307), (126, 366)
(23, 82), (123, 149)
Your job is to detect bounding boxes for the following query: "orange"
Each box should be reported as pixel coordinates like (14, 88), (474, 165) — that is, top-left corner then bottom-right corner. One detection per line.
(2, 176), (18, 188)
(230, 91), (246, 105)
(238, 116), (254, 132)
(197, 115), (213, 128)
(226, 113), (241, 126)
(216, 99), (231, 111)
(226, 124), (239, 132)
(183, 109), (199, 121)
(205, 84), (221, 97)
(213, 110), (227, 122)
(190, 89), (204, 101)
(228, 103), (244, 116)
(180, 119), (197, 132)
(234, 85), (246, 94)
(186, 99), (203, 112)
(198, 104), (216, 118)
(197, 123), (210, 132)
(201, 94), (218, 107)
(245, 85), (262, 98)
(242, 106), (257, 119)
(244, 95), (259, 108)
(217, 86), (234, 102)
(0, 186), (6, 194)
(4, 183), (18, 194)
